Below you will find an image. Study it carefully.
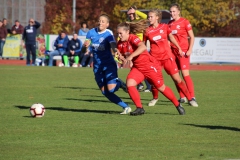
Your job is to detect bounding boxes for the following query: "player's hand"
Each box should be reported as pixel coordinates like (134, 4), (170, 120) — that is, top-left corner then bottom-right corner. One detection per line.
(124, 56), (133, 66)
(186, 49), (192, 56)
(127, 8), (135, 14)
(178, 48), (184, 57)
(29, 18), (35, 24)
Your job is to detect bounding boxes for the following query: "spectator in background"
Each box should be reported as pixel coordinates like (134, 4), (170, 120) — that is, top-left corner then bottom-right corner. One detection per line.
(22, 18), (41, 66)
(78, 22), (89, 36)
(61, 33), (82, 67)
(79, 48), (93, 67)
(0, 20), (8, 59)
(11, 20), (24, 35)
(2, 18), (11, 33)
(78, 22), (92, 67)
(47, 31), (69, 67)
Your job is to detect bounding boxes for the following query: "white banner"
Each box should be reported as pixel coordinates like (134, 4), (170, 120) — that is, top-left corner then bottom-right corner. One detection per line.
(190, 38), (240, 64)
(45, 35), (86, 51)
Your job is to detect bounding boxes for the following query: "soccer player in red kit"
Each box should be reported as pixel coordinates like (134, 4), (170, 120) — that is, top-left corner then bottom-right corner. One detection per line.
(168, 3), (198, 106)
(144, 9), (198, 107)
(116, 21), (185, 115)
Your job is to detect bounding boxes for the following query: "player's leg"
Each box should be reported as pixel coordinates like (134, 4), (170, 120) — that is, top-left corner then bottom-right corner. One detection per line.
(148, 59), (164, 107)
(127, 67), (145, 116)
(178, 56), (198, 106)
(147, 64), (185, 115)
(164, 58), (198, 107)
(96, 63), (130, 114)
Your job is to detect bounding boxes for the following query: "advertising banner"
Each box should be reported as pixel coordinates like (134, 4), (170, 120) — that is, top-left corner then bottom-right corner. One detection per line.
(3, 34), (21, 58)
(191, 38), (240, 64)
(3, 34), (46, 58)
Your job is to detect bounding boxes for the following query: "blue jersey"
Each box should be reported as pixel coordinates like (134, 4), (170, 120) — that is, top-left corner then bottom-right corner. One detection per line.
(86, 28), (116, 71)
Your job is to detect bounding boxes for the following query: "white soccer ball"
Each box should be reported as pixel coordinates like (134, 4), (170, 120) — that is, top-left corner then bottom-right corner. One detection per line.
(30, 103), (46, 118)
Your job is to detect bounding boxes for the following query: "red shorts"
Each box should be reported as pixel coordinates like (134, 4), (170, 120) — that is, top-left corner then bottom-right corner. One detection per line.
(172, 48), (190, 70)
(158, 58), (178, 75)
(127, 65), (164, 88)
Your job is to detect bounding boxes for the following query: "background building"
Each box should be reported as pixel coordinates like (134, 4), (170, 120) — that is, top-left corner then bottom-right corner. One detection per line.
(0, 0), (45, 29)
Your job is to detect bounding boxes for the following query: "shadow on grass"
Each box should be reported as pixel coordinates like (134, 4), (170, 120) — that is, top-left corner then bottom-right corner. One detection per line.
(183, 123), (240, 132)
(15, 105), (121, 115)
(54, 86), (99, 91)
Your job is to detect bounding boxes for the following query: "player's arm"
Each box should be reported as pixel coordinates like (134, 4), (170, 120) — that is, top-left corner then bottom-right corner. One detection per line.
(126, 42), (146, 61)
(111, 41), (126, 64)
(168, 33), (184, 57)
(186, 30), (195, 56)
(135, 10), (147, 20)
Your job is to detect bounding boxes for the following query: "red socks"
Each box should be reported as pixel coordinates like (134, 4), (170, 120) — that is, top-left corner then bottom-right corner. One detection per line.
(183, 75), (195, 98)
(162, 86), (179, 107)
(127, 86), (142, 108)
(176, 81), (191, 101)
(151, 87), (159, 99)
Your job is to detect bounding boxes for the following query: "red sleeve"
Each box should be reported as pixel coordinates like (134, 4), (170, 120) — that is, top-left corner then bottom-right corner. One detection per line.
(130, 34), (141, 47)
(184, 19), (192, 32)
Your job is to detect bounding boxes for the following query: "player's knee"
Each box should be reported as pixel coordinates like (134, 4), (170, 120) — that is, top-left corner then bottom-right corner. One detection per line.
(107, 79), (119, 93)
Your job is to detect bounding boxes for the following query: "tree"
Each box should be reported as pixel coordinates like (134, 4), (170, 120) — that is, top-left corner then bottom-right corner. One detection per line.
(42, 0), (73, 34)
(215, 0), (240, 37)
(171, 0), (236, 36)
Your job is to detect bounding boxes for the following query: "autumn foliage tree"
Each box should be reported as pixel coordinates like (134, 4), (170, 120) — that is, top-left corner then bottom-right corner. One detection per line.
(42, 0), (239, 37)
(42, 0), (121, 34)
(42, 0), (73, 34)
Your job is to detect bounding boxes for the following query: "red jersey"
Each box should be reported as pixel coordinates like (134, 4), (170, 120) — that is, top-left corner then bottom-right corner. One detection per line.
(168, 17), (192, 51)
(144, 23), (172, 61)
(117, 34), (154, 69)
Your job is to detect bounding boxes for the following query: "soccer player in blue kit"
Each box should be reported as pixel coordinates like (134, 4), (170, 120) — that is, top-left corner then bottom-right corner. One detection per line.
(81, 14), (131, 115)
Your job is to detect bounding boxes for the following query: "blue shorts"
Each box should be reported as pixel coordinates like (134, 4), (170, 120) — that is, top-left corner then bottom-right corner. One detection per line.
(94, 62), (118, 88)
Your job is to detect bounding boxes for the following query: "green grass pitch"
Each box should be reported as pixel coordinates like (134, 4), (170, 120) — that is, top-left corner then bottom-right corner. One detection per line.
(0, 65), (240, 160)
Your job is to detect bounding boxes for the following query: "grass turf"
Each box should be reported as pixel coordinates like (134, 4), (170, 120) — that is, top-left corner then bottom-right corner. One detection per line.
(0, 65), (239, 160)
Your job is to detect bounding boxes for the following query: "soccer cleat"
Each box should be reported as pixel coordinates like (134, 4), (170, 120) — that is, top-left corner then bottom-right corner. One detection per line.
(143, 89), (151, 92)
(130, 107), (145, 116)
(178, 97), (187, 103)
(176, 104), (185, 115)
(137, 83), (144, 91)
(120, 107), (132, 115)
(118, 78), (128, 93)
(148, 99), (158, 106)
(189, 98), (198, 107)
